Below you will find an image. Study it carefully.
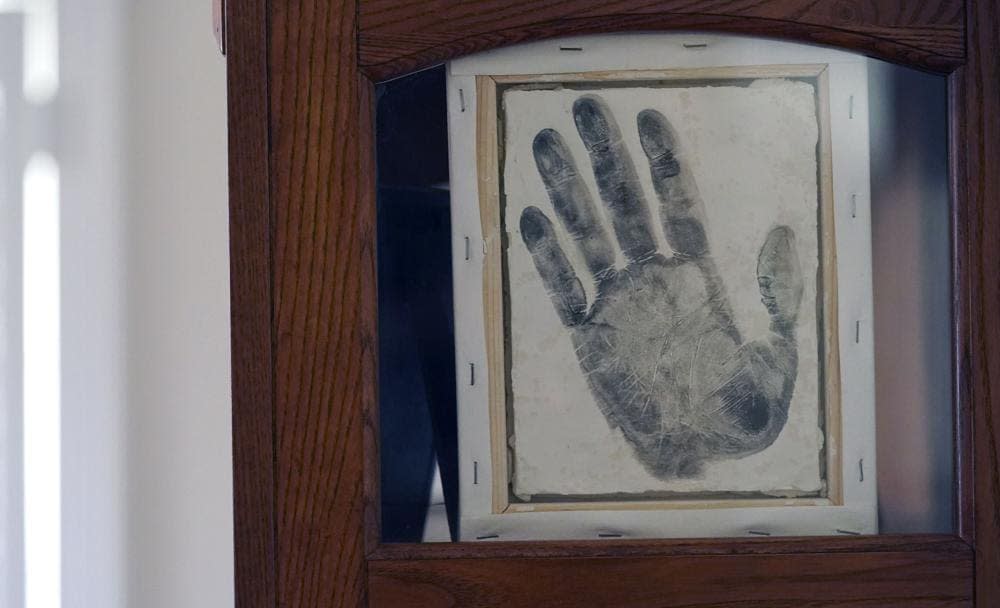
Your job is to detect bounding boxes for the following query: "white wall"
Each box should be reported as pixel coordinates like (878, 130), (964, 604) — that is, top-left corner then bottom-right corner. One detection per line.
(59, 3), (126, 606)
(1, 15), (26, 608)
(59, 2), (232, 607)
(123, 2), (233, 607)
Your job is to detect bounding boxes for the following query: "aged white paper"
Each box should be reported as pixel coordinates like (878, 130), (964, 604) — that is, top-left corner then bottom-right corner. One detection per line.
(502, 79), (825, 499)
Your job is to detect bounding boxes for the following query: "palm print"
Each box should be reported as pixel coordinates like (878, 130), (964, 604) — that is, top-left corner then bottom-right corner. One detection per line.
(519, 95), (803, 479)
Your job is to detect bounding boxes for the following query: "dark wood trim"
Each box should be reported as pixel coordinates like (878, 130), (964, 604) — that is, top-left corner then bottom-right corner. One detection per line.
(359, 74), (381, 557)
(225, 0), (999, 606)
(369, 543), (974, 607)
(227, 1), (276, 607)
(950, 65), (975, 547)
(269, 0), (368, 605)
(369, 533), (968, 561)
(948, 0), (976, 545)
(961, 0), (1000, 603)
(358, 0), (965, 81)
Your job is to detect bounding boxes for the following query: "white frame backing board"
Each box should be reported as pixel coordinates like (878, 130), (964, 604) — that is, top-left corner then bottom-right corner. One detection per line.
(446, 33), (876, 541)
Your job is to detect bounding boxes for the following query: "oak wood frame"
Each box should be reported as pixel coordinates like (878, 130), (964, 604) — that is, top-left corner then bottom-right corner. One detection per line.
(226, 0), (998, 606)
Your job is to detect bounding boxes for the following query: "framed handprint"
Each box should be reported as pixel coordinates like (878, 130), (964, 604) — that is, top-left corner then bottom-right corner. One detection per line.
(229, 0), (1000, 603)
(448, 37), (876, 540)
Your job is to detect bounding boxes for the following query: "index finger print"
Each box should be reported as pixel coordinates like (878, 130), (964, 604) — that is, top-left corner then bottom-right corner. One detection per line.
(520, 206), (588, 327)
(637, 109), (709, 259)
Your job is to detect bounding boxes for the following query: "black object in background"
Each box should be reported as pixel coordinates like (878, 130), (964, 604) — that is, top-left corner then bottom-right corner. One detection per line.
(375, 65), (458, 542)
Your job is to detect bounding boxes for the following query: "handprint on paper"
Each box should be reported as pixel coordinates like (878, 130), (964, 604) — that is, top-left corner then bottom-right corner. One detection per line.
(520, 95), (803, 479)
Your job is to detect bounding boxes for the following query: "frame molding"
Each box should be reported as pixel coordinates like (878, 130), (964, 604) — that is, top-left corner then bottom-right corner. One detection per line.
(463, 62), (849, 525)
(226, 0), (998, 605)
(358, 0), (966, 80)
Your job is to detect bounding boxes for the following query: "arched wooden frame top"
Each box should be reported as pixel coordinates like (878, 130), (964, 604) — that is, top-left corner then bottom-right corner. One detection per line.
(358, 1), (966, 80)
(226, 1), (999, 606)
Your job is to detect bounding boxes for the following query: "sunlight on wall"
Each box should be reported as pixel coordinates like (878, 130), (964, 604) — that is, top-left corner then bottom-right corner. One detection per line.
(2, 2), (64, 606)
(22, 151), (60, 608)
(0, 0), (59, 105)
(22, 0), (57, 104)
(0, 80), (12, 608)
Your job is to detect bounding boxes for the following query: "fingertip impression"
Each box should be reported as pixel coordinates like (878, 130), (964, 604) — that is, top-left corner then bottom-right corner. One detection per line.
(520, 205), (552, 249)
(637, 109), (680, 177)
(757, 225), (803, 324)
(573, 95), (619, 150)
(759, 225), (799, 272)
(532, 129), (576, 186)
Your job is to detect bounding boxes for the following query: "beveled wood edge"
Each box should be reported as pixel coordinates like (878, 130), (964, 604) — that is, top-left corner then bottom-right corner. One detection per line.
(948, 66), (974, 547)
(367, 543), (973, 608)
(358, 13), (965, 82)
(360, 73), (382, 558)
(962, 2), (1000, 603)
(474, 75), (509, 516)
(815, 64), (845, 507)
(227, 0), (277, 607)
(485, 64), (829, 83)
(367, 533), (972, 561)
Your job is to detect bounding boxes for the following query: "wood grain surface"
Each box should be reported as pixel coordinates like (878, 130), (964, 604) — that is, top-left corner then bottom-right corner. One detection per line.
(227, 1), (276, 607)
(370, 533), (968, 561)
(270, 0), (370, 605)
(224, 1), (998, 606)
(957, 0), (1000, 603)
(358, 0), (966, 81)
(369, 543), (973, 607)
(358, 78), (382, 560)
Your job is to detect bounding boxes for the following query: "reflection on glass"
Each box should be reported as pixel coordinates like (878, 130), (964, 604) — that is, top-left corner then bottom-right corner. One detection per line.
(374, 37), (953, 542)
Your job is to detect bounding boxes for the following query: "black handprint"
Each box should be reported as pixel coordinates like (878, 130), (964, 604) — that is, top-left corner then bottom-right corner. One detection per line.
(520, 95), (803, 479)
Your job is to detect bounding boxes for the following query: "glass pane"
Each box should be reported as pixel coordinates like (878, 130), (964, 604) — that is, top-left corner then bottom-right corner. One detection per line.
(376, 66), (457, 542)
(375, 34), (953, 542)
(868, 59), (951, 533)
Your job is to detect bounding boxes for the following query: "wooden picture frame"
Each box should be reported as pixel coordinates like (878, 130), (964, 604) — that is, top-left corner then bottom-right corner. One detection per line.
(448, 47), (876, 541)
(481, 66), (843, 515)
(226, 0), (998, 605)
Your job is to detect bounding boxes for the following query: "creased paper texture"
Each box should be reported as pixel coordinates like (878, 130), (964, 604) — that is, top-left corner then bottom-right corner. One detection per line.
(502, 79), (825, 499)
